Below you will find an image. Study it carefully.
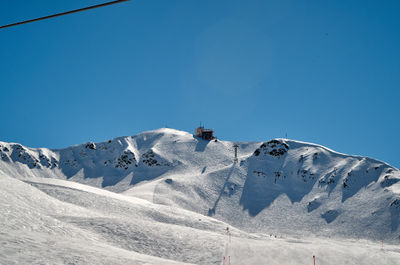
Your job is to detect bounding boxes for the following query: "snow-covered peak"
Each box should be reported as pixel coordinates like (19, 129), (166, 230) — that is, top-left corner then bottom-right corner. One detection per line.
(1, 129), (399, 242)
(139, 127), (193, 137)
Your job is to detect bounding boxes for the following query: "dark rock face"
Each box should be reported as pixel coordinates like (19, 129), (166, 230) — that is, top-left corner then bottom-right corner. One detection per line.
(85, 142), (96, 150)
(253, 140), (289, 158)
(114, 150), (137, 170)
(10, 144), (40, 169)
(1, 143), (59, 169)
(39, 153), (52, 168)
(141, 149), (170, 167)
(142, 149), (160, 166)
(0, 144), (10, 162)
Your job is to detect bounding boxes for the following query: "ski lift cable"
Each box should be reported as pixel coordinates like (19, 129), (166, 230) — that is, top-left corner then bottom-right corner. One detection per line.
(0, 0), (130, 30)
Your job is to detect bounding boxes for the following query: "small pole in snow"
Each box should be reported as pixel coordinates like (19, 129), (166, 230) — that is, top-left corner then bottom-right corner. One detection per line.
(229, 256), (230, 265)
(381, 240), (384, 250)
(226, 226), (231, 243)
(313, 255), (316, 265)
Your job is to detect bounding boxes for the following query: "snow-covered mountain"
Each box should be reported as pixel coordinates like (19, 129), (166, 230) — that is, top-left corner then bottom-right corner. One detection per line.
(1, 128), (400, 264)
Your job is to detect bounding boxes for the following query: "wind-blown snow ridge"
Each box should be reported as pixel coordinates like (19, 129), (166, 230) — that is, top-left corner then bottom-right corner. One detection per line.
(277, 138), (398, 169)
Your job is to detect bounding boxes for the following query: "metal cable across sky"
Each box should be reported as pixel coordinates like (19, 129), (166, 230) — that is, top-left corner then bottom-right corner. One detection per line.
(0, 0), (130, 29)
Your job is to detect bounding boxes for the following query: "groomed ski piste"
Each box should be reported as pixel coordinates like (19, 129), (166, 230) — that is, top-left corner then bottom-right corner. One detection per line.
(1, 128), (400, 264)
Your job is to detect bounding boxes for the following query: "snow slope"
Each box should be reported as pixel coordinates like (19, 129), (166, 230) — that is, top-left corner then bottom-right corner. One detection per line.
(1, 128), (400, 264)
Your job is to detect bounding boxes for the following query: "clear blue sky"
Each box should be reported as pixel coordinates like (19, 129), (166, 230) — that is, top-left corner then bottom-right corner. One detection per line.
(1, 0), (399, 168)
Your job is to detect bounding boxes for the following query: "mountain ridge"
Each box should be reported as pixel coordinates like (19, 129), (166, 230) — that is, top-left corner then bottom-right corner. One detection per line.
(1, 128), (399, 243)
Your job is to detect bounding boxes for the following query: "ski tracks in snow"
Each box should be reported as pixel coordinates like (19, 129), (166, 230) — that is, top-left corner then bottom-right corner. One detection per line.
(222, 227), (232, 265)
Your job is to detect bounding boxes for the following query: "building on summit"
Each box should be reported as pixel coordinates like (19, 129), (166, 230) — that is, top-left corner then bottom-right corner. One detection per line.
(195, 126), (215, 141)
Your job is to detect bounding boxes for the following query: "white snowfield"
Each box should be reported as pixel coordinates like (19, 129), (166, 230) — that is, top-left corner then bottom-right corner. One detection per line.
(1, 128), (399, 264)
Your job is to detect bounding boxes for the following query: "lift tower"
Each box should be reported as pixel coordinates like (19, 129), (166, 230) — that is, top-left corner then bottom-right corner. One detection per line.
(233, 144), (239, 163)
